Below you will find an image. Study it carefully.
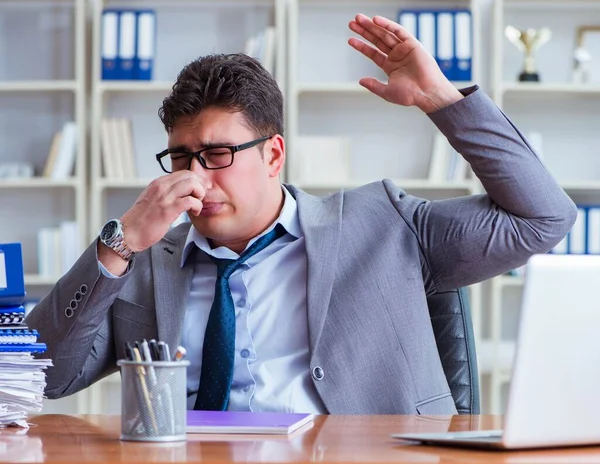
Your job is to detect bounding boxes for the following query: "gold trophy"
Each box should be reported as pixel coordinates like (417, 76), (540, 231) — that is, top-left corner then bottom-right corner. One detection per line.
(505, 25), (551, 82)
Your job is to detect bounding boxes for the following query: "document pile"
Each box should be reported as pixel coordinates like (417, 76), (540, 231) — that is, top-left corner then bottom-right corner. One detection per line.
(0, 243), (52, 428)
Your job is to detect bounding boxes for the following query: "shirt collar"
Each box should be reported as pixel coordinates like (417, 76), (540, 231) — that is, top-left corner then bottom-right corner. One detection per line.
(180, 185), (302, 267)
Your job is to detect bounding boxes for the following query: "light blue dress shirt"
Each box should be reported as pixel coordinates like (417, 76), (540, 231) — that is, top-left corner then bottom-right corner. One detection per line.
(178, 186), (325, 413)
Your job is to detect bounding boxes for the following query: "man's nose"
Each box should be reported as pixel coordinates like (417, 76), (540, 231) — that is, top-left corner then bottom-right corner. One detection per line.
(189, 156), (213, 189)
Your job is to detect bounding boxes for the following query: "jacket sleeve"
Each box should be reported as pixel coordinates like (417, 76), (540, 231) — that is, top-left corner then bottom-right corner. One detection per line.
(386, 86), (577, 293)
(24, 240), (131, 398)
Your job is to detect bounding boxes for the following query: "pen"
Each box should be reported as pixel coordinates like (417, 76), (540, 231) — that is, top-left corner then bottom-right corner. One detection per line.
(157, 341), (170, 361)
(140, 339), (157, 386)
(173, 346), (187, 362)
(132, 347), (159, 434)
(124, 342), (135, 361)
(148, 339), (160, 361)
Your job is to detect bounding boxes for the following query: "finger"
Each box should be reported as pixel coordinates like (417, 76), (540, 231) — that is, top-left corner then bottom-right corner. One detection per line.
(354, 14), (401, 50)
(348, 37), (387, 69)
(177, 197), (203, 217)
(359, 77), (388, 100)
(349, 19), (391, 55)
(372, 15), (414, 42)
(169, 173), (206, 201)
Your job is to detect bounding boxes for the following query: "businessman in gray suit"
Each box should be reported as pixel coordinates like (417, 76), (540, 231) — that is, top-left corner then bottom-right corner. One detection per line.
(26, 14), (576, 414)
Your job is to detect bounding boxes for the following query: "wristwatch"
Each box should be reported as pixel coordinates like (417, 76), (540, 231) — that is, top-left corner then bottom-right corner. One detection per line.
(99, 218), (135, 261)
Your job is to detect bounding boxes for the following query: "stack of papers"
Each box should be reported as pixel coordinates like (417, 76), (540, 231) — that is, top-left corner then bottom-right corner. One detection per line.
(0, 312), (52, 428)
(0, 243), (52, 428)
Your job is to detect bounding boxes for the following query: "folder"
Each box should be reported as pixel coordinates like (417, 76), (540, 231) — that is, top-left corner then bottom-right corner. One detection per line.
(436, 11), (455, 81)
(0, 244), (25, 307)
(0, 343), (47, 353)
(587, 206), (600, 254)
(0, 329), (39, 344)
(101, 9), (119, 80)
(0, 306), (25, 326)
(398, 10), (417, 38)
(135, 10), (156, 80)
(417, 11), (436, 58)
(454, 10), (472, 82)
(569, 207), (587, 254)
(118, 10), (137, 80)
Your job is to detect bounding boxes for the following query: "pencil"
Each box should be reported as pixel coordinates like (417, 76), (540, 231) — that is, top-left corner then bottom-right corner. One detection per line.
(132, 347), (159, 434)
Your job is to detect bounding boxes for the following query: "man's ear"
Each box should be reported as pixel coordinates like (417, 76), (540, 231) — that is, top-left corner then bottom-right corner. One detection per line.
(267, 135), (285, 178)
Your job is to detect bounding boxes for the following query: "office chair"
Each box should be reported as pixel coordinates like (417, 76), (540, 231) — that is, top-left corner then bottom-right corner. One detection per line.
(427, 287), (480, 414)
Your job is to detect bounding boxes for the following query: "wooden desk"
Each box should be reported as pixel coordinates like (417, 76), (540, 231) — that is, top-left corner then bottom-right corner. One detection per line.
(2, 414), (599, 463)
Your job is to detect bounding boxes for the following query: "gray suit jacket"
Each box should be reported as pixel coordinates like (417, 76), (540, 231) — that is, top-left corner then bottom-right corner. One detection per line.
(26, 88), (576, 414)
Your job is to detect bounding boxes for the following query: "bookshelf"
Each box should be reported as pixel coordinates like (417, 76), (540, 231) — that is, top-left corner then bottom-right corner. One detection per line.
(487, 0), (600, 413)
(0, 0), (87, 289)
(285, 0), (481, 194)
(0, 0), (87, 415)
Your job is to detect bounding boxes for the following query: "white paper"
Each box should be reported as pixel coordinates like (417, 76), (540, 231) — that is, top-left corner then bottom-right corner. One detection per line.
(0, 251), (7, 290)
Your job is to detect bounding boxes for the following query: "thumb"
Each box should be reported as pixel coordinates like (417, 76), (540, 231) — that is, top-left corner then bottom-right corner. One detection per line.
(359, 77), (388, 100)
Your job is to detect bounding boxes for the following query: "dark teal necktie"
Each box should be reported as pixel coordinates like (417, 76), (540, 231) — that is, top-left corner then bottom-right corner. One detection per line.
(194, 224), (286, 411)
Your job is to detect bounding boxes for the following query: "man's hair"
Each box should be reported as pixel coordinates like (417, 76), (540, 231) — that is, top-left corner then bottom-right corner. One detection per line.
(159, 53), (284, 138)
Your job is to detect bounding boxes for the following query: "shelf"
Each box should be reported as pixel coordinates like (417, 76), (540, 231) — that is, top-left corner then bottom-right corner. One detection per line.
(97, 81), (174, 93)
(504, 0), (600, 9)
(495, 275), (525, 288)
(295, 179), (476, 191)
(502, 82), (600, 95)
(0, 80), (78, 92)
(97, 178), (157, 189)
(0, 178), (79, 188)
(298, 81), (475, 95)
(477, 339), (516, 374)
(25, 274), (59, 286)
(560, 182), (600, 193)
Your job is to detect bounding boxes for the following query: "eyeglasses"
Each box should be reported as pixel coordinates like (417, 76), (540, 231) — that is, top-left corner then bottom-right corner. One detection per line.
(155, 135), (272, 173)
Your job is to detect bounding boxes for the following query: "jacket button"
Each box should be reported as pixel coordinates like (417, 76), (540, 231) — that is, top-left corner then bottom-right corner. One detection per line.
(65, 307), (74, 318)
(80, 284), (88, 295)
(312, 366), (324, 381)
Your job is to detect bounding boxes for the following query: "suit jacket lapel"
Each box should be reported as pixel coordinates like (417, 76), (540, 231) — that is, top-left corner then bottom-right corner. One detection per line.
(152, 224), (193, 352)
(287, 185), (343, 354)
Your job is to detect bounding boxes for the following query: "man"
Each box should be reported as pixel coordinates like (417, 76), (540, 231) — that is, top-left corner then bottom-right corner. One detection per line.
(26, 14), (575, 414)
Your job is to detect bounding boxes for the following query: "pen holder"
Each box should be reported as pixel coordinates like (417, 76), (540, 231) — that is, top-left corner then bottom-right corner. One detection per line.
(117, 359), (190, 442)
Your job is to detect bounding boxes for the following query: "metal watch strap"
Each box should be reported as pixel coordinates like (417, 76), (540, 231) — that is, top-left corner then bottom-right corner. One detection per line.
(109, 236), (135, 261)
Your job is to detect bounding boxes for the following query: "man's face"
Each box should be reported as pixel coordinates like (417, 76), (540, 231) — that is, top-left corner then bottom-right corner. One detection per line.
(167, 107), (285, 247)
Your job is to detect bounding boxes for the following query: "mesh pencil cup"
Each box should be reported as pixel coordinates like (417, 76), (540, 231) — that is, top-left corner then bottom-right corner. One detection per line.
(117, 359), (190, 442)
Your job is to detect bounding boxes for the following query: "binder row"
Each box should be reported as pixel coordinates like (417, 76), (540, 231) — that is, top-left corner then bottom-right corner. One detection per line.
(102, 9), (156, 80)
(552, 205), (600, 255)
(398, 9), (473, 82)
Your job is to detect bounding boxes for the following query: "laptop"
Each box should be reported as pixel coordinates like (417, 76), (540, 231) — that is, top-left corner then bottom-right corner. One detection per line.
(392, 253), (600, 450)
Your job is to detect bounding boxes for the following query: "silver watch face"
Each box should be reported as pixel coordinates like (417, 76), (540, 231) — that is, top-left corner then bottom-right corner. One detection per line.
(100, 219), (120, 242)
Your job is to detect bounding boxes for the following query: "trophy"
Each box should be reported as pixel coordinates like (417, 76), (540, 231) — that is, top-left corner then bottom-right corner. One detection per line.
(505, 25), (551, 82)
(572, 25), (600, 84)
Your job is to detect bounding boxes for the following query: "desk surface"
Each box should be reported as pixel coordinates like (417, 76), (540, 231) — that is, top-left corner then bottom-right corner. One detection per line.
(1, 414), (599, 463)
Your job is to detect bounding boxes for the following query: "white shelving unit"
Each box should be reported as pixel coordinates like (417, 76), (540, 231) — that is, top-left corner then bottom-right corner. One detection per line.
(0, 0), (87, 415)
(0, 0), (87, 274)
(286, 0), (481, 194)
(488, 0), (600, 413)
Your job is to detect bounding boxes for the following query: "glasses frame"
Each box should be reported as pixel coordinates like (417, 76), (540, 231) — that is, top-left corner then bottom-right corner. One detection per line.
(155, 135), (272, 173)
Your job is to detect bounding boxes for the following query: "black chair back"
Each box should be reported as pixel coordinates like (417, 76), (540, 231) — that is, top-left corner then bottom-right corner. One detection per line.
(426, 287), (480, 414)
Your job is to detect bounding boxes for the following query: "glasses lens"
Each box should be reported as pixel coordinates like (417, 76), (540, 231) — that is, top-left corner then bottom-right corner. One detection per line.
(202, 148), (233, 169)
(163, 153), (190, 173)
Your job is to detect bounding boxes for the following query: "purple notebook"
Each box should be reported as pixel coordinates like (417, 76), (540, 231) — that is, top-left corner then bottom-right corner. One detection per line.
(186, 411), (314, 435)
